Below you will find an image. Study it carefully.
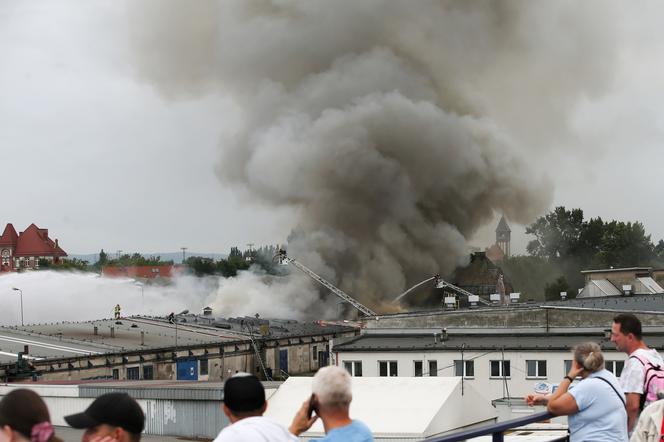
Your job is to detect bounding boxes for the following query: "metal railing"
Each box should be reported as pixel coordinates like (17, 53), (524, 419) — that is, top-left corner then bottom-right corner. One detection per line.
(424, 411), (566, 442)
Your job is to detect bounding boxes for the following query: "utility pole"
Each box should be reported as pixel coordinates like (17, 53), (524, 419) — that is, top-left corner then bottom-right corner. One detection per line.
(180, 247), (187, 263)
(12, 288), (23, 326)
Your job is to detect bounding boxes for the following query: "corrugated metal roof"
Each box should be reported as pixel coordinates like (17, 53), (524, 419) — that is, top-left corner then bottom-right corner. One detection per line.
(77, 380), (282, 401)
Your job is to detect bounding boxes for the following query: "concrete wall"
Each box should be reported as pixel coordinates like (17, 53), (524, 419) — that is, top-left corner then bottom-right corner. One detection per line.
(366, 307), (664, 329)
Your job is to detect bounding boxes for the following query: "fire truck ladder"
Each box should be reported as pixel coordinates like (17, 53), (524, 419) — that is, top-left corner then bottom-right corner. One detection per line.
(276, 250), (377, 317)
(392, 275), (491, 306)
(242, 322), (272, 381)
(435, 276), (492, 306)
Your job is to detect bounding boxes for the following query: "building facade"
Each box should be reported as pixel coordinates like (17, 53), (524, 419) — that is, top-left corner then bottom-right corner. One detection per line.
(0, 223), (67, 272)
(332, 330), (634, 401)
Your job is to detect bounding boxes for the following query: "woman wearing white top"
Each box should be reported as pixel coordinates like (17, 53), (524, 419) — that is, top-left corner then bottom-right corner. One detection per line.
(527, 342), (628, 442)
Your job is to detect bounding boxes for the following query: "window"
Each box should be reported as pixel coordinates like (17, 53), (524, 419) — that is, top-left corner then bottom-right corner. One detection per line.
(343, 361), (362, 376)
(490, 360), (511, 378)
(526, 360), (547, 378)
(414, 361), (423, 377)
(112, 369), (119, 380)
(200, 358), (209, 376)
(606, 360), (625, 377)
(428, 360), (438, 376)
(454, 360), (475, 378)
(143, 365), (154, 380)
(127, 367), (140, 380)
(379, 361), (398, 377)
(313, 345), (318, 361)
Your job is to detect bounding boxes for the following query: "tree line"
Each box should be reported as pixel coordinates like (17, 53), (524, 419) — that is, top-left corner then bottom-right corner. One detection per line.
(184, 245), (283, 277)
(501, 206), (664, 300)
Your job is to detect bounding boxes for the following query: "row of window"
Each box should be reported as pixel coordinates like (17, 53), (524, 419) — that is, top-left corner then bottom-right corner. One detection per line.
(343, 359), (625, 378)
(116, 365), (154, 380)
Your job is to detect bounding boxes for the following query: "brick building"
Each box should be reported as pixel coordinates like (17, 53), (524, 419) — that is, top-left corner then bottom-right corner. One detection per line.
(0, 223), (67, 272)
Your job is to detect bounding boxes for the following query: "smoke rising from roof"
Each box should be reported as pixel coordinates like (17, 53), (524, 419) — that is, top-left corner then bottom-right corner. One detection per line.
(127, 1), (620, 310)
(0, 271), (193, 325)
(0, 270), (322, 326)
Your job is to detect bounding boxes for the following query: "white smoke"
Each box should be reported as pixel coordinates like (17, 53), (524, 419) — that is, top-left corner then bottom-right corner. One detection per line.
(0, 270), (327, 326)
(204, 269), (334, 319)
(126, 1), (623, 310)
(0, 271), (196, 326)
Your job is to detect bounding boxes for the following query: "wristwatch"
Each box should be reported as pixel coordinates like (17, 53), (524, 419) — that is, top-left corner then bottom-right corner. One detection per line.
(564, 375), (574, 382)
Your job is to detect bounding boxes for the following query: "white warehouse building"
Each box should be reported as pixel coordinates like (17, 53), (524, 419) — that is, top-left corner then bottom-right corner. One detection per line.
(330, 327), (662, 401)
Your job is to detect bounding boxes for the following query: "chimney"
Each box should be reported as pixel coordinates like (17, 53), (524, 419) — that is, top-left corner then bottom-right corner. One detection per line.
(55, 239), (59, 248)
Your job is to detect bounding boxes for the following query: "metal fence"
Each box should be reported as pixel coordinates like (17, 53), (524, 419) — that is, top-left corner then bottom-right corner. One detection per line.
(424, 411), (567, 442)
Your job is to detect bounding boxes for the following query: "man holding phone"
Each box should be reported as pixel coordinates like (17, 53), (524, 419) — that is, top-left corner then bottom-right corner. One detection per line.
(213, 373), (297, 442)
(290, 366), (373, 441)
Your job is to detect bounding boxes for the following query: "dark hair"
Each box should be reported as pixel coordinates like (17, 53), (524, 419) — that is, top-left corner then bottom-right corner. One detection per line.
(0, 389), (63, 442)
(614, 313), (643, 340)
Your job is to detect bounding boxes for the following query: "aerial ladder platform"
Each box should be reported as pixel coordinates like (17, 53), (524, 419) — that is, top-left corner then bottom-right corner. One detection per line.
(392, 275), (491, 306)
(275, 250), (377, 317)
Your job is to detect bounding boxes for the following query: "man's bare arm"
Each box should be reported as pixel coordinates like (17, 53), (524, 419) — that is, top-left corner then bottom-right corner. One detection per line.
(625, 393), (640, 432)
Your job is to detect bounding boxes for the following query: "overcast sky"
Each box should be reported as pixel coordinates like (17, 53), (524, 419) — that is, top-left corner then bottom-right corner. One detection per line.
(2, 1), (664, 256)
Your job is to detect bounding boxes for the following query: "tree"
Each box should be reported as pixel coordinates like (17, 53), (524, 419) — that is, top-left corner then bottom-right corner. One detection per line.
(526, 207), (585, 261)
(544, 276), (572, 301)
(595, 221), (655, 268)
(185, 256), (217, 276)
(40, 258), (90, 272)
(526, 207), (661, 295)
(104, 253), (173, 267)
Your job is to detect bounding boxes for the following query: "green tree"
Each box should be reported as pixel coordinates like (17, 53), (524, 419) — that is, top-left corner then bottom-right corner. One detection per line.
(526, 207), (585, 261)
(105, 253), (174, 267)
(595, 221), (655, 268)
(544, 276), (572, 301)
(526, 207), (661, 294)
(40, 258), (90, 272)
(185, 256), (217, 276)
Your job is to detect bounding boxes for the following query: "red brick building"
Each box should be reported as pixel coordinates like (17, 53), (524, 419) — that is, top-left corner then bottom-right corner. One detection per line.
(0, 223), (67, 272)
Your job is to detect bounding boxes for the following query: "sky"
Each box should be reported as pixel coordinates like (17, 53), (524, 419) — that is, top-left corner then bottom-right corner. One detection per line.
(2, 1), (664, 258)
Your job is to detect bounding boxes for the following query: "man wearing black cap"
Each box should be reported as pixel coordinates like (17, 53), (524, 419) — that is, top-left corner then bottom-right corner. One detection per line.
(64, 392), (145, 442)
(214, 373), (297, 442)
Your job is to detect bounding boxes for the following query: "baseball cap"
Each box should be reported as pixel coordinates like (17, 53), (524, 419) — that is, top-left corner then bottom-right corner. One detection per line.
(64, 392), (145, 434)
(223, 373), (266, 412)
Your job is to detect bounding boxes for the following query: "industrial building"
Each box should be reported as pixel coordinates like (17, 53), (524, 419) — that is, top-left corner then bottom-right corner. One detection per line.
(0, 313), (358, 382)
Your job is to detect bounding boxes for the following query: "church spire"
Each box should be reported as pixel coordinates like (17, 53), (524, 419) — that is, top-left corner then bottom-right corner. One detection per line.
(495, 215), (511, 257)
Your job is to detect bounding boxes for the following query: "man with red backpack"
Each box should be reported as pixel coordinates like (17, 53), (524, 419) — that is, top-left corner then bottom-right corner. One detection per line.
(611, 313), (664, 433)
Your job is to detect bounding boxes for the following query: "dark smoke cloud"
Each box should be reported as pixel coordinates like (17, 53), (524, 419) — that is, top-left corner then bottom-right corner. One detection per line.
(127, 1), (620, 311)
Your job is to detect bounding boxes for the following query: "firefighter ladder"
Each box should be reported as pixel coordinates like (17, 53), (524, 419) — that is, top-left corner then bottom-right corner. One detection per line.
(243, 323), (272, 381)
(276, 250), (377, 317)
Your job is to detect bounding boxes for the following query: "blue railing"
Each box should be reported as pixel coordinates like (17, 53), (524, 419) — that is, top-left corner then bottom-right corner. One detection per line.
(424, 411), (566, 442)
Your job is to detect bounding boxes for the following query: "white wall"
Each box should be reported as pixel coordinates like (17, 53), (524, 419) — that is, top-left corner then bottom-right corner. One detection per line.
(334, 349), (626, 401)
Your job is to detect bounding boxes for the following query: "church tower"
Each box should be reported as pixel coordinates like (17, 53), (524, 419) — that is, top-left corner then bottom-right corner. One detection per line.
(495, 215), (511, 257)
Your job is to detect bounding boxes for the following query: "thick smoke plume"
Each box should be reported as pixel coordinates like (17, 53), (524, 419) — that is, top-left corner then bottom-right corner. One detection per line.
(128, 1), (619, 311)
